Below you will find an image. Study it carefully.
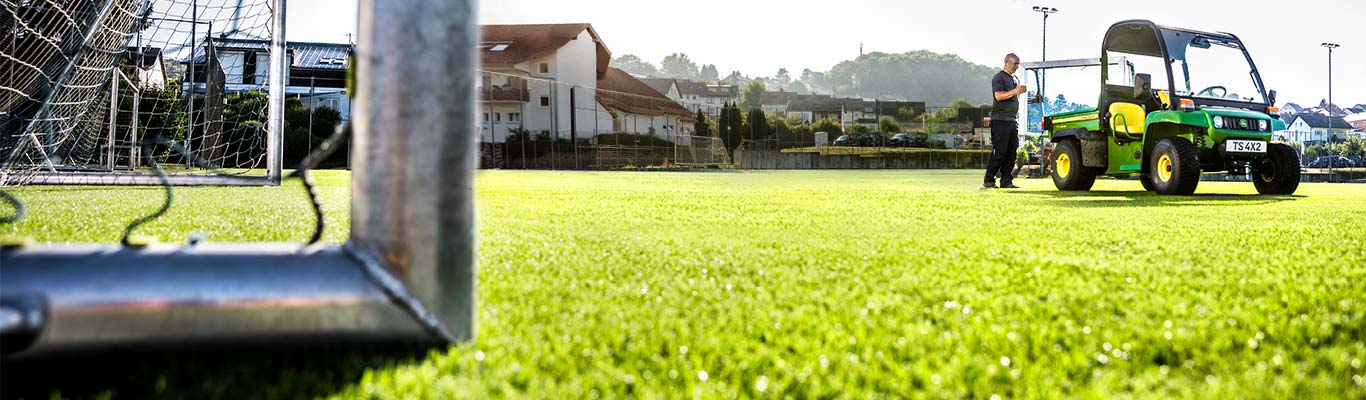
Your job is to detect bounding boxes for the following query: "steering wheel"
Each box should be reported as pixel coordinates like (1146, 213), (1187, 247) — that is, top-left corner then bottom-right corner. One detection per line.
(1195, 86), (1227, 98)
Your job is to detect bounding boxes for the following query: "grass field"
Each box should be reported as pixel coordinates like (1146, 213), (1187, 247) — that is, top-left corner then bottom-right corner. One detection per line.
(3, 170), (1365, 399)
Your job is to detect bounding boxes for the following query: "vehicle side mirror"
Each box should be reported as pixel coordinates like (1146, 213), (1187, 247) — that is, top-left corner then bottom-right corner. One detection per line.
(1134, 73), (1152, 99)
(1268, 89), (1277, 106)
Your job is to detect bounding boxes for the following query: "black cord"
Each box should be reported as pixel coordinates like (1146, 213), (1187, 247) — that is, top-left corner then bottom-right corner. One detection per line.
(121, 138), (173, 245)
(289, 122), (351, 245)
(0, 189), (25, 224)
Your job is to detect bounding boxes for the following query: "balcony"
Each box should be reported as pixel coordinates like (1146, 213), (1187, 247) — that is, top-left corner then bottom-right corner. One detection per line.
(477, 86), (530, 102)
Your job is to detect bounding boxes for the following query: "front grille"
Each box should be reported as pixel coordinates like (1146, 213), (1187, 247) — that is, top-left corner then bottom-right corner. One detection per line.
(1213, 116), (1268, 132)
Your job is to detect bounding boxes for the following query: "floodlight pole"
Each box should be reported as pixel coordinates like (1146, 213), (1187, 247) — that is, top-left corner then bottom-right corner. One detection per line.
(1032, 6), (1058, 100)
(1321, 43), (1339, 116)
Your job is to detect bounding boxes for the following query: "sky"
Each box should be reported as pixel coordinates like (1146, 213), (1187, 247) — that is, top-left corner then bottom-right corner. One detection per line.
(287, 0), (1364, 108)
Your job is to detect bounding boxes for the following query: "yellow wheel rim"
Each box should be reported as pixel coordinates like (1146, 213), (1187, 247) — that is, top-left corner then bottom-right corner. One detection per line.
(1057, 153), (1071, 178)
(1157, 154), (1173, 182)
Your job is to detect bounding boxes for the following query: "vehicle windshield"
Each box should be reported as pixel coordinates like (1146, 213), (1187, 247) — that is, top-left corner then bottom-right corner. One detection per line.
(1169, 36), (1264, 103)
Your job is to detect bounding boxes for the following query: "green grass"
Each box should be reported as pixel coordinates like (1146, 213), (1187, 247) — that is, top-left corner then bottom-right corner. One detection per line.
(3, 170), (1365, 399)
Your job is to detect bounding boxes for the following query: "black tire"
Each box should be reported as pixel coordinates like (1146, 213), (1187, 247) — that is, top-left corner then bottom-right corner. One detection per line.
(1051, 139), (1097, 191)
(1140, 174), (1156, 191)
(1253, 143), (1300, 195)
(1149, 137), (1200, 195)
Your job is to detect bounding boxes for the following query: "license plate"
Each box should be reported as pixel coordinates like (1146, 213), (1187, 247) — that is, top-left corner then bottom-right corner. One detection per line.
(1226, 140), (1265, 153)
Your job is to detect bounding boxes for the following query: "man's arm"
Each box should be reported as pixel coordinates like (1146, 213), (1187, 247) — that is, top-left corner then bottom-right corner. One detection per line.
(993, 76), (1026, 101)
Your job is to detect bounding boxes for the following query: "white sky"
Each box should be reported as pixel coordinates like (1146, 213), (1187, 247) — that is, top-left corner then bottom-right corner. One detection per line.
(287, 0), (1364, 108)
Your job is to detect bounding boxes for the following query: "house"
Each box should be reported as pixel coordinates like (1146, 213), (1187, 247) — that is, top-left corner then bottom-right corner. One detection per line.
(1346, 112), (1366, 131)
(675, 79), (737, 117)
(184, 37), (355, 120)
(1284, 114), (1354, 145)
(759, 90), (798, 115)
(785, 95), (845, 124)
(596, 68), (694, 138)
(124, 47), (168, 88)
(640, 78), (682, 102)
(478, 23), (613, 143)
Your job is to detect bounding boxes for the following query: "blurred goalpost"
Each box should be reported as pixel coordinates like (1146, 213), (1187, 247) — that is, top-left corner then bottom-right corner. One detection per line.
(1, 0), (285, 186)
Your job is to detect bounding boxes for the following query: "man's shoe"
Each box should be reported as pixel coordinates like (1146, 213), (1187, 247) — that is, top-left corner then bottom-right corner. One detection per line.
(983, 182), (997, 189)
(1001, 183), (1021, 189)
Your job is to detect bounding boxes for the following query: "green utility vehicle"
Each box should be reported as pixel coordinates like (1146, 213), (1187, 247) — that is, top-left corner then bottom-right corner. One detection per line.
(1040, 20), (1298, 195)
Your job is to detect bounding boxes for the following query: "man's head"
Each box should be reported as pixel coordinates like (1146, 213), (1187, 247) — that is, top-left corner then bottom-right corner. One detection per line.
(1003, 53), (1021, 74)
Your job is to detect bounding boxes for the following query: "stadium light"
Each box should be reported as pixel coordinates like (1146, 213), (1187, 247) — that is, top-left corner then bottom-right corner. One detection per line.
(1032, 6), (1058, 100)
(1322, 43), (1339, 116)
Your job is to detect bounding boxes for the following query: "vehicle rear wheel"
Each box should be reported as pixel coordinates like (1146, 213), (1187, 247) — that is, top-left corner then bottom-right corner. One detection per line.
(1051, 139), (1096, 191)
(1140, 174), (1156, 191)
(1149, 137), (1200, 195)
(1252, 143), (1300, 195)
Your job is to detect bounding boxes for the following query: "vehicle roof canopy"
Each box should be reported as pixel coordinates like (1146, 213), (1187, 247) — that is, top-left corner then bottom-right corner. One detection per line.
(1104, 20), (1241, 61)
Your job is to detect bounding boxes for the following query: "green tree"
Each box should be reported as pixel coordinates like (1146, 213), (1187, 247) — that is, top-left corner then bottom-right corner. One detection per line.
(740, 80), (766, 110)
(610, 54), (658, 77)
(693, 109), (712, 137)
(878, 117), (902, 133)
(660, 53), (699, 80)
(850, 124), (872, 133)
(282, 98), (343, 166)
(811, 118), (842, 136)
(820, 51), (996, 105)
(746, 108), (770, 141)
(699, 64), (720, 83)
(717, 102), (745, 154)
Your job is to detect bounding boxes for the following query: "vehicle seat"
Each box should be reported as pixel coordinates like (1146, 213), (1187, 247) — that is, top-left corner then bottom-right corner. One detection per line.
(1109, 102), (1146, 136)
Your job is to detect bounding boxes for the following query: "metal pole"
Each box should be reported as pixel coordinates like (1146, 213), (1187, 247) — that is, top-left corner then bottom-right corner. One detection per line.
(352, 0), (478, 341)
(108, 69), (118, 170)
(266, 0), (287, 183)
(186, 0), (197, 168)
(309, 75), (316, 149)
(133, 23), (143, 169)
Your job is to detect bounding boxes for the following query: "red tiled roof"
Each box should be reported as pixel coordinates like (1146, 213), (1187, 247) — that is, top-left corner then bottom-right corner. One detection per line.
(597, 67), (694, 123)
(480, 23), (610, 79)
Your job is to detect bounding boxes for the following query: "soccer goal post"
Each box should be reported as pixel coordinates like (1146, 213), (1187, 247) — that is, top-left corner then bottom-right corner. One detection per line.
(1, 0), (285, 186)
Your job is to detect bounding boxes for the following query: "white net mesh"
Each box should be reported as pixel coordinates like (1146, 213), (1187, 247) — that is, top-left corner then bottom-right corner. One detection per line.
(1, 0), (280, 186)
(674, 135), (730, 166)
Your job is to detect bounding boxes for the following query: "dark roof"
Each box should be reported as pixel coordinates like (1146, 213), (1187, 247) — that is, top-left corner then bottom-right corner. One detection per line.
(125, 47), (163, 69)
(674, 79), (736, 98)
(760, 91), (797, 106)
(596, 67), (694, 122)
(186, 38), (353, 70)
(640, 78), (676, 96)
(787, 95), (849, 113)
(480, 23), (610, 80)
(1292, 114), (1353, 129)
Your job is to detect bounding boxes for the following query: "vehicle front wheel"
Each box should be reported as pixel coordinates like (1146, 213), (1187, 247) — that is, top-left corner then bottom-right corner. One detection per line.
(1149, 137), (1200, 195)
(1140, 174), (1156, 191)
(1051, 139), (1097, 191)
(1252, 143), (1300, 195)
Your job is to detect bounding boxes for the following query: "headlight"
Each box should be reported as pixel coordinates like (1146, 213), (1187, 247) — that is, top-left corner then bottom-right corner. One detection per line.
(1259, 120), (1269, 131)
(1212, 116), (1224, 128)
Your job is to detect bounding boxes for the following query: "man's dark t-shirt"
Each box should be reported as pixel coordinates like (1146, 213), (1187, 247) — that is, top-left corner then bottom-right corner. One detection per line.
(990, 71), (1018, 122)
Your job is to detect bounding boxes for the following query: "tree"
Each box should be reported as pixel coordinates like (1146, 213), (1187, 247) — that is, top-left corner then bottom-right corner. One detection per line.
(878, 117), (902, 133)
(783, 80), (809, 94)
(773, 68), (792, 88)
(693, 109), (712, 137)
(747, 108), (770, 142)
(819, 50), (996, 105)
(722, 70), (750, 86)
(717, 102), (744, 154)
(850, 124), (872, 133)
(283, 98), (343, 166)
(611, 54), (659, 77)
(811, 118), (842, 136)
(699, 64), (720, 83)
(740, 80), (766, 110)
(660, 53), (699, 80)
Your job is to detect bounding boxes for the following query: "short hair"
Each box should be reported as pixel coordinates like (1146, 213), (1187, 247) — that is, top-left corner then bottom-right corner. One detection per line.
(1005, 53), (1020, 63)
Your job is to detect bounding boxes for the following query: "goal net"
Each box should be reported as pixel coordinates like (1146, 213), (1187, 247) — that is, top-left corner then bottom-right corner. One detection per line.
(674, 135), (730, 166)
(1, 0), (284, 186)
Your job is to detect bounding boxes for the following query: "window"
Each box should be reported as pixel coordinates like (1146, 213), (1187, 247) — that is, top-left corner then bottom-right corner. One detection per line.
(242, 52), (258, 84)
(483, 112), (489, 122)
(509, 112), (521, 122)
(539, 63), (549, 73)
(540, 96), (550, 107)
(495, 112), (501, 122)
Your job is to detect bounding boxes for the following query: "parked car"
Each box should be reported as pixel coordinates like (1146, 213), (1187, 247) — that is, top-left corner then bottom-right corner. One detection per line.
(833, 134), (853, 146)
(889, 133), (914, 147)
(1306, 155), (1355, 168)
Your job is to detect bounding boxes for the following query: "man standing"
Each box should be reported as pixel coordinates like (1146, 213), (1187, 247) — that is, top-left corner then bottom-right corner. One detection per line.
(984, 53), (1027, 189)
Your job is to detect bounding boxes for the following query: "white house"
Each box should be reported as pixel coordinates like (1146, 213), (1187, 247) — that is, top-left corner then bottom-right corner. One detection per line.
(1285, 114), (1353, 145)
(186, 38), (355, 121)
(641, 78), (682, 102)
(675, 80), (736, 117)
(125, 47), (168, 88)
(597, 68), (694, 138)
(478, 23), (613, 143)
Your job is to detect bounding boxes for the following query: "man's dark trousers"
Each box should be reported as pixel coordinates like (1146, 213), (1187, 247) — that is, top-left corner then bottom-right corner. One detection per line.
(984, 120), (1019, 186)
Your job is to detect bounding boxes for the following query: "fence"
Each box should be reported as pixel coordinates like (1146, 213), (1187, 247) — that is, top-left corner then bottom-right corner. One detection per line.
(477, 69), (1007, 170)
